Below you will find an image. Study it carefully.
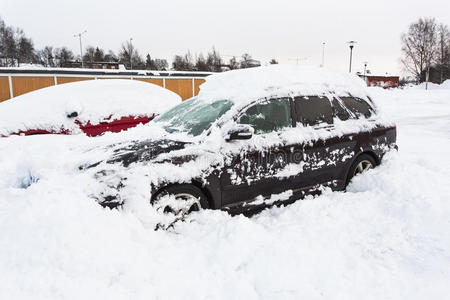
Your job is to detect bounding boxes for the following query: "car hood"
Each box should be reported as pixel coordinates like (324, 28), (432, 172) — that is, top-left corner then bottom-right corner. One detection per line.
(102, 138), (193, 167)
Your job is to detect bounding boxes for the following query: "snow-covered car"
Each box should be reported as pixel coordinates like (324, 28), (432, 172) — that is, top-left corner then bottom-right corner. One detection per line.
(87, 65), (397, 221)
(0, 79), (181, 137)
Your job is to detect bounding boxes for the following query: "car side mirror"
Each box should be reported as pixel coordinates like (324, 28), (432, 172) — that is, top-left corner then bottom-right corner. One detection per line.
(225, 124), (253, 141)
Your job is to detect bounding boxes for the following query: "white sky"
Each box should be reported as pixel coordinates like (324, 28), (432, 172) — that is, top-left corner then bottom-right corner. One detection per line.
(2, 0), (449, 75)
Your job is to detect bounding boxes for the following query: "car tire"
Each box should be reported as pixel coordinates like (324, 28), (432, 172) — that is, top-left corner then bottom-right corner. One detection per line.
(153, 184), (210, 213)
(346, 154), (377, 185)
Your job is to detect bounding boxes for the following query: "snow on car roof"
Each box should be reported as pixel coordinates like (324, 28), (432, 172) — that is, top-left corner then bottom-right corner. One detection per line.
(0, 79), (181, 135)
(197, 65), (370, 105)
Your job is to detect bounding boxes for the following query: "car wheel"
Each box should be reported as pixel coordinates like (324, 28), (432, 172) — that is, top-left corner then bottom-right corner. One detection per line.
(346, 154), (376, 184)
(153, 184), (209, 214)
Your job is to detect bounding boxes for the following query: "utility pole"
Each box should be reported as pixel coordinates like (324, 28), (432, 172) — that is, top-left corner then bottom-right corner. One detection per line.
(129, 38), (133, 70)
(74, 30), (87, 68)
(321, 42), (325, 67)
(347, 41), (356, 73)
(288, 57), (308, 65)
(289, 57), (300, 65)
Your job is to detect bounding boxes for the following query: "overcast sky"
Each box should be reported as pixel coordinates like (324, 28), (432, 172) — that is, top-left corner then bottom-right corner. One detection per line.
(2, 0), (449, 75)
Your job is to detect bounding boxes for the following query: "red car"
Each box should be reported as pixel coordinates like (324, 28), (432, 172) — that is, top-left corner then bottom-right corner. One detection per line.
(0, 79), (181, 137)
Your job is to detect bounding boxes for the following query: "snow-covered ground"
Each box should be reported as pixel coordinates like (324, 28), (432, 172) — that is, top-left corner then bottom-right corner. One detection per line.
(0, 86), (449, 299)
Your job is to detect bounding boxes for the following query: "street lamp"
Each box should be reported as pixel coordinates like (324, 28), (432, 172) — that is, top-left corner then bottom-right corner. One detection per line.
(347, 40), (357, 73)
(363, 61), (368, 79)
(74, 30), (87, 68)
(320, 42), (325, 67)
(129, 38), (133, 70)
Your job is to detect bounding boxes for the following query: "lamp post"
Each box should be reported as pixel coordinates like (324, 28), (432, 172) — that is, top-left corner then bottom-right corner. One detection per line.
(347, 40), (356, 73)
(74, 30), (87, 68)
(321, 42), (325, 67)
(129, 38), (133, 70)
(363, 61), (368, 85)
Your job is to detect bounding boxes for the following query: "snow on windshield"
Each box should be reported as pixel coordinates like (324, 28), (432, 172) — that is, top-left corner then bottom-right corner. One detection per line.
(155, 98), (234, 136)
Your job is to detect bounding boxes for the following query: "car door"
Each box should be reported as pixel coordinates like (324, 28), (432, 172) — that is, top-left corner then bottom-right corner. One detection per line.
(287, 96), (356, 193)
(220, 97), (296, 209)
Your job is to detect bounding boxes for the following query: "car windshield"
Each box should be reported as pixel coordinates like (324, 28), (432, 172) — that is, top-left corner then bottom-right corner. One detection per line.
(155, 97), (234, 136)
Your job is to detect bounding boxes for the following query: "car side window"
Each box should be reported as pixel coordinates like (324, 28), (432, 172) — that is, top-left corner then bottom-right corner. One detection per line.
(237, 98), (292, 134)
(339, 97), (374, 119)
(331, 98), (351, 121)
(294, 96), (333, 126)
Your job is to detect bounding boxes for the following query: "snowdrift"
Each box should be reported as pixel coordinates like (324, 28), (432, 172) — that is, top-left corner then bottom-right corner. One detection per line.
(0, 79), (181, 136)
(198, 64), (370, 105)
(409, 79), (450, 90)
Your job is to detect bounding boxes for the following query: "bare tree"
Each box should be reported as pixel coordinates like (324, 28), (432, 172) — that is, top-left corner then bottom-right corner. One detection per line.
(145, 53), (154, 69)
(93, 47), (105, 62)
(269, 58), (279, 64)
(206, 47), (222, 72)
(184, 50), (195, 70)
(16, 34), (34, 66)
(104, 50), (118, 62)
(401, 18), (439, 83)
(172, 51), (195, 71)
(153, 58), (168, 70)
(0, 24), (17, 66)
(228, 56), (239, 70)
(36, 46), (55, 67)
(195, 53), (208, 71)
(437, 24), (450, 83)
(144, 53), (168, 70)
(118, 40), (144, 69)
(240, 53), (253, 68)
(83, 46), (96, 63)
(172, 55), (189, 71)
(55, 47), (74, 67)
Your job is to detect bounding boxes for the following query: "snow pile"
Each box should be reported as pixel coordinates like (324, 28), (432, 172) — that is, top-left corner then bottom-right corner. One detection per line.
(409, 80), (450, 90)
(198, 65), (370, 106)
(440, 79), (450, 89)
(0, 79), (181, 135)
(0, 87), (450, 299)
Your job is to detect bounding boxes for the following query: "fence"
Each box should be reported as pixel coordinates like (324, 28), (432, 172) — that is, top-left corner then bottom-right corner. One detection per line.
(0, 68), (212, 102)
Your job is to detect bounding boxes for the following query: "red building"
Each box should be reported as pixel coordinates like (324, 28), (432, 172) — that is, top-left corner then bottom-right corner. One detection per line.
(359, 74), (399, 88)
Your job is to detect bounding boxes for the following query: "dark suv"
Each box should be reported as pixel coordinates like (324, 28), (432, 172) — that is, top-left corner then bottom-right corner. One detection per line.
(92, 89), (396, 217)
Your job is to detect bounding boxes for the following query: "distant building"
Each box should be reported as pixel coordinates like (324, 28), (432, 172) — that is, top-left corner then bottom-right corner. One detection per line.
(220, 58), (261, 71)
(359, 74), (399, 88)
(62, 61), (120, 70)
(241, 59), (261, 68)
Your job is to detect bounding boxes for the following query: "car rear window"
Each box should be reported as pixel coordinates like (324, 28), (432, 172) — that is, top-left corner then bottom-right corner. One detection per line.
(294, 96), (333, 126)
(339, 97), (374, 119)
